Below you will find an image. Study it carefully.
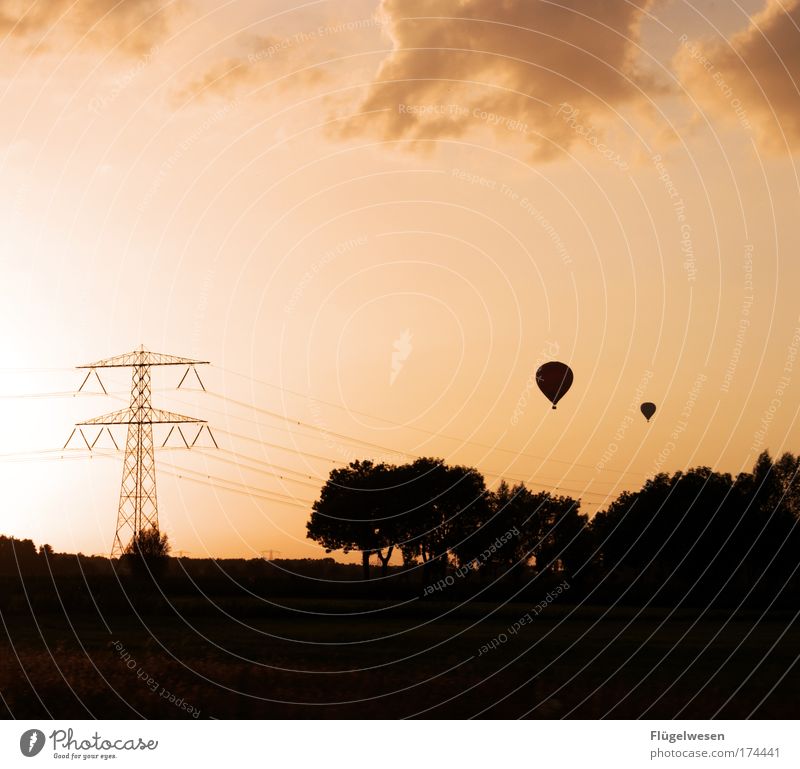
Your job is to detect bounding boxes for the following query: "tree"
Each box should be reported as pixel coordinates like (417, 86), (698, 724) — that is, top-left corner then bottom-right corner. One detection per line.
(307, 460), (400, 579)
(733, 451), (800, 591)
(395, 458), (489, 582)
(0, 535), (38, 575)
(453, 480), (523, 572)
(38, 543), (54, 560)
(772, 452), (800, 518)
(307, 458), (488, 581)
(452, 481), (585, 580)
(121, 526), (171, 579)
(126, 526), (170, 559)
(591, 453), (800, 603)
(593, 468), (733, 592)
(533, 494), (590, 578)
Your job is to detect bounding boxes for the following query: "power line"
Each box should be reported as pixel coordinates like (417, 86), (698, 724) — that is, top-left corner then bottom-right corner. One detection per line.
(214, 426), (341, 464)
(190, 447), (324, 490)
(137, 377), (638, 495)
(159, 461), (315, 506)
(206, 395), (615, 498)
(0, 364), (648, 484)
(75, 448), (314, 508)
(3, 365), (628, 506)
(208, 447), (327, 483)
(159, 466), (312, 508)
(208, 392), (410, 459)
(109, 390), (362, 459)
(27, 417), (615, 502)
(213, 365), (651, 479)
(1, 429), (614, 502)
(212, 443), (613, 500)
(0, 366), (75, 372)
(0, 390), (130, 399)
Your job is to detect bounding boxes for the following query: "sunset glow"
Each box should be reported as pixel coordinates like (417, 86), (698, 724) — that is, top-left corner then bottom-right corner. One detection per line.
(1, 0), (799, 560)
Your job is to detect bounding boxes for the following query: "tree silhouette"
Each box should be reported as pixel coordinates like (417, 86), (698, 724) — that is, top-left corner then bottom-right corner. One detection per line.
(591, 453), (800, 604)
(453, 479), (527, 574)
(302, 451), (800, 603)
(307, 460), (400, 579)
(307, 458), (489, 580)
(0, 536), (39, 576)
(121, 526), (171, 580)
(125, 526), (170, 558)
(394, 458), (489, 583)
(452, 480), (587, 579)
(38, 543), (54, 560)
(531, 493), (590, 578)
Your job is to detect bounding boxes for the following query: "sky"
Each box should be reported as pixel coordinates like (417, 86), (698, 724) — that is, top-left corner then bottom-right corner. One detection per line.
(1, 0), (800, 559)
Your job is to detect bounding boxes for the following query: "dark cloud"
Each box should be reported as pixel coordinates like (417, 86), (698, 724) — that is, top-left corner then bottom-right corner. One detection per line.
(674, 0), (800, 151)
(334, 0), (657, 159)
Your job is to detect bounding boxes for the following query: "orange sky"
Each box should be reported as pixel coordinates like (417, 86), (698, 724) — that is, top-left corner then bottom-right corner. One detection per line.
(2, 0), (800, 559)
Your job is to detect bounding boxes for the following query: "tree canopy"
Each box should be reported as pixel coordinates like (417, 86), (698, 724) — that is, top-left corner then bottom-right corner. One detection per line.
(307, 451), (800, 604)
(307, 457), (588, 581)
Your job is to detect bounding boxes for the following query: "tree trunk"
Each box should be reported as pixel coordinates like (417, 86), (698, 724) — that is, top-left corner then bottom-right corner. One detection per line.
(431, 550), (448, 582)
(376, 545), (394, 578)
(420, 550), (433, 586)
(362, 550), (371, 580)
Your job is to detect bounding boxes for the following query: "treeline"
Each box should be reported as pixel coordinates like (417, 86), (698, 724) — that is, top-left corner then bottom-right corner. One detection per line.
(307, 451), (800, 604)
(0, 543), (366, 581)
(592, 450), (800, 604)
(307, 457), (586, 581)
(3, 450), (800, 609)
(0, 546), (396, 617)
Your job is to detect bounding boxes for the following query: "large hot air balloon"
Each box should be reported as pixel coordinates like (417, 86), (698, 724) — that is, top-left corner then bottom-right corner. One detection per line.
(640, 402), (657, 422)
(536, 361), (573, 409)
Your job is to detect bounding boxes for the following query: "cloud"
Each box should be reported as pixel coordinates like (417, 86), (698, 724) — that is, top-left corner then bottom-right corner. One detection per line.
(171, 54), (259, 104)
(334, 0), (657, 159)
(0, 0), (175, 55)
(172, 33), (330, 105)
(674, 0), (800, 151)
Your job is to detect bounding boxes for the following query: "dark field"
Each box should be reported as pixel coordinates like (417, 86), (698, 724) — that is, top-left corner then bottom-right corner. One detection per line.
(2, 599), (799, 719)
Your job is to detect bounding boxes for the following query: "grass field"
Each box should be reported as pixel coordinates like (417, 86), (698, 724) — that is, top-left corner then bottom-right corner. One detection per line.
(2, 599), (798, 719)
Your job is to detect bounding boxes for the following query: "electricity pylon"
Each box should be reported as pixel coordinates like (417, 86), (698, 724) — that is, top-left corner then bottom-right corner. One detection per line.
(65, 347), (216, 557)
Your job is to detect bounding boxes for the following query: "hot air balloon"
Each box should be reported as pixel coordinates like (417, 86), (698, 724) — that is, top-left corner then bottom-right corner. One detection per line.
(640, 402), (656, 422)
(536, 361), (573, 409)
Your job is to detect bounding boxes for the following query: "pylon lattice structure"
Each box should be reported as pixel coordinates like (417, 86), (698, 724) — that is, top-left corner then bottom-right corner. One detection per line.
(67, 347), (214, 557)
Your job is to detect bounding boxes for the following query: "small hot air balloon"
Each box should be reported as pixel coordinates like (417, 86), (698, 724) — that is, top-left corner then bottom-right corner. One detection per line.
(640, 402), (657, 422)
(536, 361), (573, 409)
